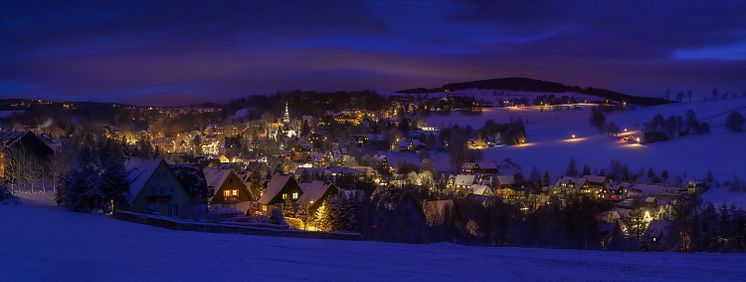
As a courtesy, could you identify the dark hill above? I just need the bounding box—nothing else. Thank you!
[398,77,671,106]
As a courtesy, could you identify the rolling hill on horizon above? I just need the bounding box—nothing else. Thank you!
[398,77,673,106]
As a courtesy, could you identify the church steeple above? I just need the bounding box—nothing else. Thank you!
[282,101,291,124]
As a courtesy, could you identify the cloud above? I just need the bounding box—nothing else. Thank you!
[1,0,745,104]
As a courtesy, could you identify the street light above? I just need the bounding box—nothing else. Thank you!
[305,200,314,231]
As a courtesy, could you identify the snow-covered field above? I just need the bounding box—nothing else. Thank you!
[2,196,746,282]
[391,98,746,207]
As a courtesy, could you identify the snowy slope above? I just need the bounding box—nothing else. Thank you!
[387,98,746,207]
[2,196,746,282]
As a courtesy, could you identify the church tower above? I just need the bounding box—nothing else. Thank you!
[282,101,291,124]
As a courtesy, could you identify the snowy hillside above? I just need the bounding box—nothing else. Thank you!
[2,196,746,282]
[386,98,746,207]
[384,88,601,100]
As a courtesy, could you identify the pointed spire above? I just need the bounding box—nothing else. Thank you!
[282,101,291,123]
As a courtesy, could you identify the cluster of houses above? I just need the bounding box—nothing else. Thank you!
[442,159,700,245]
[122,157,341,229]
[0,129,699,244]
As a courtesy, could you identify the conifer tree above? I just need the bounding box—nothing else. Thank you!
[566,158,578,177]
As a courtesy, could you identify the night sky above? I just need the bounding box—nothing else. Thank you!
[2,0,746,105]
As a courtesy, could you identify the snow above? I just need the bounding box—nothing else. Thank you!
[0,110,25,118]
[400,98,746,207]
[382,88,601,102]
[125,158,164,197]
[2,196,746,281]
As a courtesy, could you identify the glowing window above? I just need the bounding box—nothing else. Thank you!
[231,189,238,196]
[282,193,288,200]
[292,192,299,199]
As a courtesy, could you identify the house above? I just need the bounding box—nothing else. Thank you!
[687,180,707,194]
[298,180,338,216]
[257,173,303,214]
[453,174,476,189]
[552,176,592,194]
[303,152,325,167]
[0,130,54,179]
[203,167,252,208]
[125,158,192,218]
[645,220,674,250]
[494,174,520,197]
[468,184,493,196]
[327,166,367,182]
[585,175,611,191]
[494,175,516,189]
[461,161,498,174]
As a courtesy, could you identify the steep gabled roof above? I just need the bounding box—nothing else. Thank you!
[454,174,476,186]
[496,175,515,185]
[203,167,234,201]
[554,176,589,188]
[298,181,336,205]
[584,175,609,184]
[258,173,293,205]
[203,167,231,189]
[125,158,164,198]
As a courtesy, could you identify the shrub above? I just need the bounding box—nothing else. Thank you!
[270,208,285,225]
[726,112,744,132]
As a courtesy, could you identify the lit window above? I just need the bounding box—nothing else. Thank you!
[282,193,288,200]
[292,192,298,199]
[224,190,231,197]
[232,189,238,196]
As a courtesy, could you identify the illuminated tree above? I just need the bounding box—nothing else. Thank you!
[314,202,331,232]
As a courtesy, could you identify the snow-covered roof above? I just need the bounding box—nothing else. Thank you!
[203,167,233,201]
[554,176,588,188]
[308,152,323,162]
[496,175,515,185]
[584,175,609,184]
[125,158,164,198]
[203,167,232,189]
[258,173,293,205]
[455,174,476,186]
[469,184,491,195]
[327,166,365,175]
[298,181,335,204]
[627,183,683,197]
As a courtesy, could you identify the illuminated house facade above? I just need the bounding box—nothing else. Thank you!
[203,167,251,207]
[257,173,303,214]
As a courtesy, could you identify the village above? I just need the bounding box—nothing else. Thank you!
[2,90,731,252]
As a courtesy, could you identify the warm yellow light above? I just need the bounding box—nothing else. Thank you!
[571,134,576,139]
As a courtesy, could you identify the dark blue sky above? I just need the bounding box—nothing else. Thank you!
[2,0,746,105]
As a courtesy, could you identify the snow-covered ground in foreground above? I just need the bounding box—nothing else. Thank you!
[2,196,746,282]
[392,98,746,207]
